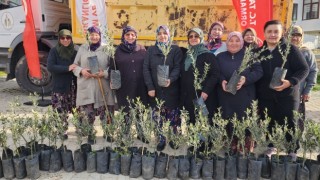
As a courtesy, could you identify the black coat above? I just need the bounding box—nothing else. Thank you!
[112,44,148,111]
[217,49,263,119]
[143,45,182,109]
[47,47,77,93]
[180,52,220,124]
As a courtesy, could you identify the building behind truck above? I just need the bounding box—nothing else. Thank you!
[0,0,293,94]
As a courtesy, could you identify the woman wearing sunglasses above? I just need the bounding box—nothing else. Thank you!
[47,29,78,140]
[180,27,220,125]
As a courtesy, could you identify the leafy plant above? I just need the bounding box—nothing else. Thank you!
[300,120,320,167]
[112,107,129,153]
[101,26,116,59]
[284,111,303,157]
[279,24,294,68]
[0,113,9,158]
[224,115,237,158]
[209,109,228,158]
[157,27,175,65]
[138,105,156,156]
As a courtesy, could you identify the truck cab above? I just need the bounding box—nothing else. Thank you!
[0,0,71,94]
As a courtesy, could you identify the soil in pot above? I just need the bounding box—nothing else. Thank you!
[226,70,241,95]
[237,154,248,179]
[86,151,96,173]
[109,150,121,175]
[305,159,320,180]
[296,164,309,180]
[202,157,214,180]
[129,151,142,178]
[178,155,190,180]
[247,157,262,180]
[2,156,15,179]
[167,156,179,180]
[190,155,203,179]
[96,149,109,174]
[271,161,285,180]
[157,65,169,87]
[120,153,132,176]
[154,152,168,178]
[13,155,26,179]
[142,153,156,180]
[225,155,237,180]
[259,155,271,179]
[61,149,74,172]
[74,149,86,173]
[25,154,40,179]
[214,156,225,180]
[269,67,287,89]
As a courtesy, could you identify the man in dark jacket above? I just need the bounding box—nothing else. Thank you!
[256,20,309,158]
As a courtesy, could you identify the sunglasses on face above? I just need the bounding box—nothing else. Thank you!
[60,36,71,40]
[189,35,200,39]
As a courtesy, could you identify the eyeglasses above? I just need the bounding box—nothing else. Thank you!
[189,35,200,39]
[60,36,71,40]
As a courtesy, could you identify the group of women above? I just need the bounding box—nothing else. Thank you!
[47,20,317,156]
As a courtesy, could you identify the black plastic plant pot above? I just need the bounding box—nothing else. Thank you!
[96,150,109,174]
[157,65,169,87]
[167,156,179,180]
[269,67,287,89]
[86,151,96,173]
[26,141,39,153]
[110,70,121,90]
[237,155,248,179]
[40,146,53,171]
[80,143,92,161]
[49,149,62,173]
[225,155,237,180]
[285,162,298,180]
[25,154,40,179]
[271,161,285,180]
[2,157,15,179]
[154,153,168,178]
[2,148,13,159]
[120,154,132,176]
[305,159,320,180]
[142,153,156,180]
[16,146,31,157]
[61,149,74,172]
[202,157,214,179]
[214,156,225,180]
[193,96,209,116]
[247,158,262,180]
[0,158,4,178]
[74,149,86,173]
[109,151,121,175]
[226,70,241,95]
[129,152,142,178]
[190,156,203,179]
[178,155,190,179]
[259,155,271,179]
[296,164,309,180]
[13,156,27,179]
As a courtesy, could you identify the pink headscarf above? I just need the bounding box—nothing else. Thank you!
[226,31,244,50]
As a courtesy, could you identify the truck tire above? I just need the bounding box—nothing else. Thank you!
[15,51,52,95]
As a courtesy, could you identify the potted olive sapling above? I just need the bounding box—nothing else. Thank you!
[157,28,174,87]
[210,110,229,180]
[71,109,92,173]
[245,101,271,179]
[269,24,294,89]
[0,113,14,179]
[224,115,237,180]
[189,50,210,116]
[299,120,320,180]
[269,119,290,180]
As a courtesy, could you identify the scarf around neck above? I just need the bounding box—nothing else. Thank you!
[185,43,210,71]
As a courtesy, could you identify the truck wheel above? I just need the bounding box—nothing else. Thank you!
[15,51,52,95]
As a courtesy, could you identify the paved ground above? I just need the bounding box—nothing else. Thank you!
[0,78,319,179]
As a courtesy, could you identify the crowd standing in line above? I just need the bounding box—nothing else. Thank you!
[49,20,315,159]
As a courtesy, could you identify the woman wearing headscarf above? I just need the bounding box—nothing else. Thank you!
[242,27,262,49]
[143,25,182,151]
[73,26,115,144]
[112,26,148,112]
[206,21,227,55]
[47,29,77,139]
[180,27,220,125]
[217,31,263,154]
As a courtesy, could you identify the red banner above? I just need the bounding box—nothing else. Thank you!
[232,0,273,41]
[22,0,41,79]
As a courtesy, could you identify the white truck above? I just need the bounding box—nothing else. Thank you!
[0,0,71,94]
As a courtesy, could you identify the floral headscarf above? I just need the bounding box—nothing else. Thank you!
[87,26,101,51]
[207,21,224,51]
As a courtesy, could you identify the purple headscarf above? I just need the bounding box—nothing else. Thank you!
[155,25,170,46]
[207,21,224,51]
[226,31,244,52]
[87,26,101,51]
[120,26,137,53]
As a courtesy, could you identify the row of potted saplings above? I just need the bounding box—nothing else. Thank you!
[0,98,319,180]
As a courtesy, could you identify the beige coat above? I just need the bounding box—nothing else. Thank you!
[73,44,115,108]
